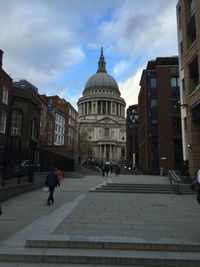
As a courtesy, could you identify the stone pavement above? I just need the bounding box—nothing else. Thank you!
[0,171,200,266]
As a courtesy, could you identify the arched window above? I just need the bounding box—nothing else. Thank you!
[11,109,23,135]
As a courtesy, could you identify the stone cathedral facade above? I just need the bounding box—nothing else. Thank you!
[77,48,126,163]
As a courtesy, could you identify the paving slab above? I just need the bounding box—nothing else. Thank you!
[0,172,199,266]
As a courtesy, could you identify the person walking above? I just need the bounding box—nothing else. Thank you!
[114,165,120,177]
[55,168,63,180]
[0,204,2,216]
[45,167,60,205]
[110,164,113,174]
[196,169,200,204]
[105,165,109,177]
[101,164,105,177]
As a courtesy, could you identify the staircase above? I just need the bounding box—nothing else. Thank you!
[90,183,194,194]
[1,236,200,266]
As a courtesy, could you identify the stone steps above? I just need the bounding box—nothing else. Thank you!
[26,236,200,252]
[90,183,194,194]
[1,237,200,266]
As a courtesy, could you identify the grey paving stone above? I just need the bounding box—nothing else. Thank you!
[1,173,200,265]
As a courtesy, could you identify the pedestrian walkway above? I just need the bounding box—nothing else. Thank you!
[0,172,200,266]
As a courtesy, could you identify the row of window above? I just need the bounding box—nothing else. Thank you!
[85,89,119,96]
[150,77,180,88]
[69,109,76,120]
[55,114,65,125]
[0,109,38,139]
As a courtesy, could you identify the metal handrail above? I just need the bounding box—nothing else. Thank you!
[168,170,182,194]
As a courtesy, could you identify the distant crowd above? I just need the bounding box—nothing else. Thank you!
[96,163,120,177]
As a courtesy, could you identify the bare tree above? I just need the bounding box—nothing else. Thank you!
[78,128,93,164]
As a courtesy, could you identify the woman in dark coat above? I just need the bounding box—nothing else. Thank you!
[45,167,60,205]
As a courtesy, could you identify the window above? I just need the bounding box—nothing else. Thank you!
[190,0,194,17]
[0,113,6,133]
[178,6,182,30]
[180,42,183,67]
[171,77,180,87]
[150,78,156,88]
[55,134,58,143]
[11,109,22,135]
[182,79,186,104]
[49,121,52,129]
[187,4,196,48]
[104,128,109,137]
[2,87,8,105]
[151,99,157,108]
[172,118,181,135]
[48,132,52,140]
[189,55,199,93]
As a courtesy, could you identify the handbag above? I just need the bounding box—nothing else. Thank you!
[43,186,49,193]
[191,180,200,192]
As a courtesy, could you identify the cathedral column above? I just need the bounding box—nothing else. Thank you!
[110,145,112,161]
[106,101,108,114]
[101,101,103,114]
[99,145,102,160]
[104,145,106,160]
[87,102,89,114]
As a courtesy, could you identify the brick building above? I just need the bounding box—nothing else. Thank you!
[138,57,182,175]
[176,0,200,178]
[126,104,139,169]
[41,95,78,158]
[8,80,42,164]
[0,50,12,179]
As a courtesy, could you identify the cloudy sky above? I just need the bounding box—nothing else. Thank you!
[0,0,178,110]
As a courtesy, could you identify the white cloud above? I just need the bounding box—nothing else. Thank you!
[118,67,144,109]
[98,0,178,58]
[113,60,131,76]
[0,0,178,107]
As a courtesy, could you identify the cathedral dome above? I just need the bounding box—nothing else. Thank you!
[84,72,119,91]
[83,47,119,93]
